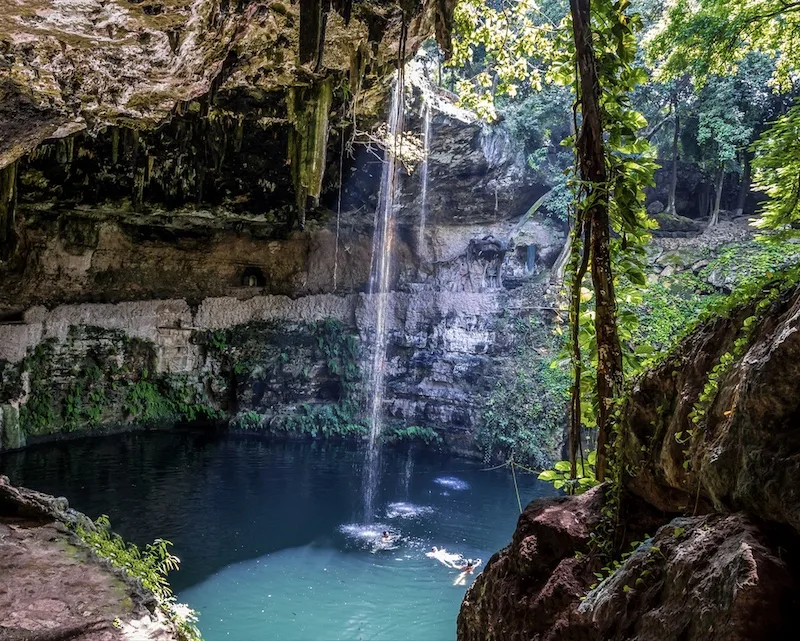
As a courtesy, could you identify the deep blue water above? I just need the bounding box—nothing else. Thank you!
[0,432,554,640]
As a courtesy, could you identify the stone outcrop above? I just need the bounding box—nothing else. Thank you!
[623,281,800,530]
[0,0,455,167]
[0,476,182,640]
[458,488,605,641]
[460,493,800,641]
[0,0,458,261]
[458,273,800,641]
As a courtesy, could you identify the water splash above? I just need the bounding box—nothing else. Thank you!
[418,101,432,258]
[363,72,405,521]
[385,502,433,520]
[433,476,470,491]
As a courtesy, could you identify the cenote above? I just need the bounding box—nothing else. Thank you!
[0,431,553,641]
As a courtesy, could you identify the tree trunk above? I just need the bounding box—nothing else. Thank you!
[709,166,724,227]
[734,151,751,217]
[569,0,624,483]
[666,103,679,216]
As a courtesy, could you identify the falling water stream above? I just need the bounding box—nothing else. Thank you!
[418,101,432,257]
[364,73,405,520]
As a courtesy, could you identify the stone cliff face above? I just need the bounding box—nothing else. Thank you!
[0,0,457,251]
[457,278,800,640]
[0,54,566,458]
[0,0,570,458]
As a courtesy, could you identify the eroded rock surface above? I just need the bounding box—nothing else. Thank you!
[0,476,179,640]
[459,490,799,641]
[624,282,800,530]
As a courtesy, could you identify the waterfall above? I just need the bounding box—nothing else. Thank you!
[418,101,432,258]
[363,73,405,521]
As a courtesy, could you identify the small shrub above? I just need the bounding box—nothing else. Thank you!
[75,515,202,641]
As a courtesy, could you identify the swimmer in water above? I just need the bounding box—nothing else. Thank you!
[453,558,482,586]
[426,546,464,568]
[372,530,397,553]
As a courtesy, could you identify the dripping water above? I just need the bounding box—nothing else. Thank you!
[363,72,405,521]
[418,101,432,258]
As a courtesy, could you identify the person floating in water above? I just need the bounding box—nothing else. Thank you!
[426,546,465,569]
[453,558,482,586]
[372,530,397,553]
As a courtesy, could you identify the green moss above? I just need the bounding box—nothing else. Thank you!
[209,318,366,439]
[287,78,334,219]
[383,425,442,445]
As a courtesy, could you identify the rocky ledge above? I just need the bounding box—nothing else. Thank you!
[0,475,182,641]
[458,278,800,640]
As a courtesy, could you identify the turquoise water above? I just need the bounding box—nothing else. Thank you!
[0,432,554,640]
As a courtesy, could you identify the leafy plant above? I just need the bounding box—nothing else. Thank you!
[384,425,442,445]
[478,315,569,468]
[74,515,202,641]
[538,451,599,495]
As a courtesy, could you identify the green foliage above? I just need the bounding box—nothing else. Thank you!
[752,104,800,233]
[279,402,367,439]
[632,240,800,371]
[75,515,201,641]
[586,537,662,595]
[63,361,107,432]
[384,425,442,445]
[648,0,800,229]
[123,375,220,425]
[232,410,263,430]
[538,451,599,494]
[479,315,569,468]
[17,340,58,436]
[449,0,554,120]
[209,318,365,440]
[648,0,800,92]
[627,271,719,354]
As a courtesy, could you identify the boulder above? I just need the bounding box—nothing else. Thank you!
[457,487,604,641]
[0,476,181,640]
[623,282,800,532]
[578,514,798,641]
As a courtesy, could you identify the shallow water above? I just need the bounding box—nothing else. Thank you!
[0,432,555,641]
